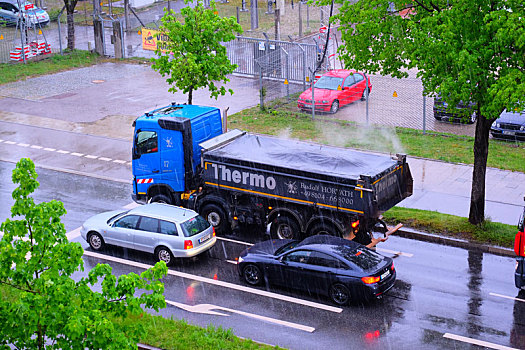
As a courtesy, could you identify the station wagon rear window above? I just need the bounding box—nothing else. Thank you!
[180,215,210,237]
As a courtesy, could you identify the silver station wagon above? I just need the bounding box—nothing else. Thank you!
[80,203,216,265]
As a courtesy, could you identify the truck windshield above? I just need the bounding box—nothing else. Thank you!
[135,130,158,156]
[180,215,211,237]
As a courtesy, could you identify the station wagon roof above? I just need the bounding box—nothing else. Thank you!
[129,203,198,223]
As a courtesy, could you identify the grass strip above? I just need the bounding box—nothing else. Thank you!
[228,107,525,173]
[382,207,517,248]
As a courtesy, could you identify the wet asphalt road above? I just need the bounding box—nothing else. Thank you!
[1,160,524,350]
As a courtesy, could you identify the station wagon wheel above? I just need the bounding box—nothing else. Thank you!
[270,216,300,240]
[88,232,105,251]
[330,100,340,114]
[329,283,351,306]
[243,264,263,286]
[155,246,174,266]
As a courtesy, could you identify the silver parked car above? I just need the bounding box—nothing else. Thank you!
[80,203,216,265]
[0,0,49,27]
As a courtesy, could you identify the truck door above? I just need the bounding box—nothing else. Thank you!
[159,130,185,192]
[133,129,161,195]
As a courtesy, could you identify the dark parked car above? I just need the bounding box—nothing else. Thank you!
[0,0,49,27]
[433,96,477,124]
[237,235,396,305]
[491,110,525,142]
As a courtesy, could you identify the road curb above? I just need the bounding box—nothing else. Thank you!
[395,226,515,257]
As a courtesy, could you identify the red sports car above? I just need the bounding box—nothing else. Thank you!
[297,69,372,113]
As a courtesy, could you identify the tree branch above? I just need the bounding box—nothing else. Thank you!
[412,0,432,13]
[1,280,39,294]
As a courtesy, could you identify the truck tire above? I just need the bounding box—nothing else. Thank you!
[150,194,172,204]
[270,216,300,240]
[308,222,341,237]
[201,204,229,234]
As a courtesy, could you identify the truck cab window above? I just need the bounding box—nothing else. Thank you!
[136,130,158,155]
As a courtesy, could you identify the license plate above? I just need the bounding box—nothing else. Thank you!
[503,130,515,135]
[380,270,390,280]
[198,234,211,244]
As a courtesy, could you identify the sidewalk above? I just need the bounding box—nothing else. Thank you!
[0,63,524,227]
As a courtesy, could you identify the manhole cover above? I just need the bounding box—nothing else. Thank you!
[92,80,105,84]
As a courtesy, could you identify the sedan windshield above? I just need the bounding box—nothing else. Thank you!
[314,76,344,90]
[180,215,210,237]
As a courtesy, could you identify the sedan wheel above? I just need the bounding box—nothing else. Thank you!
[156,247,174,266]
[88,232,104,251]
[243,264,263,286]
[330,100,340,114]
[329,283,351,305]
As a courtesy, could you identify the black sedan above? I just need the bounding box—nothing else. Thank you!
[237,235,396,305]
[433,96,476,124]
[491,110,525,142]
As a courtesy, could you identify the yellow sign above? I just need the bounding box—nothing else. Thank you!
[284,79,288,85]
[393,91,398,97]
[337,85,342,91]
[306,76,309,82]
[141,28,170,52]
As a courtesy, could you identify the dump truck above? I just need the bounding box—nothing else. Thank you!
[132,103,413,244]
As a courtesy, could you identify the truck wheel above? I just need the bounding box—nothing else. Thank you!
[270,216,300,240]
[201,204,229,234]
[308,222,341,237]
[150,194,172,204]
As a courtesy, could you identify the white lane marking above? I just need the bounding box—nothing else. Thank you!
[99,157,112,162]
[57,150,70,154]
[113,159,127,164]
[226,260,237,265]
[18,143,29,147]
[489,292,525,303]
[30,145,43,149]
[443,333,518,350]
[0,139,3,142]
[376,247,413,258]
[43,147,56,151]
[123,202,141,210]
[217,236,253,246]
[81,250,342,313]
[67,227,82,240]
[85,155,98,159]
[166,300,315,333]
[5,141,16,144]
[71,152,84,157]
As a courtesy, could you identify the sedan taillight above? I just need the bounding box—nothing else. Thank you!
[184,240,193,250]
[361,276,380,284]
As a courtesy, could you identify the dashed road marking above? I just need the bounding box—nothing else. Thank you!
[376,247,414,258]
[489,292,525,303]
[443,333,517,350]
[226,260,237,264]
[217,236,254,246]
[2,139,129,167]
[81,249,342,313]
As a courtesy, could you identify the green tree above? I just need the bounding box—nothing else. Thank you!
[63,0,80,50]
[151,0,243,105]
[0,158,167,349]
[329,0,524,224]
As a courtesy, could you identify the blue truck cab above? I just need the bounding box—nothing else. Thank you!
[132,103,223,204]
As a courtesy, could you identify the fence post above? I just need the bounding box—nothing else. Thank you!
[240,0,248,11]
[112,20,123,58]
[282,48,289,101]
[274,9,280,40]
[124,0,130,32]
[298,44,306,91]
[423,94,427,134]
[57,5,65,54]
[236,7,240,23]
[250,0,259,30]
[365,74,369,125]
[93,19,104,56]
[259,63,264,110]
[298,1,302,38]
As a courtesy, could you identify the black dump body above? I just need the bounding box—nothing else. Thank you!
[200,132,413,219]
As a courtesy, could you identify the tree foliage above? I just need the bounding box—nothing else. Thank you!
[151,0,243,104]
[0,158,167,349]
[328,0,524,224]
